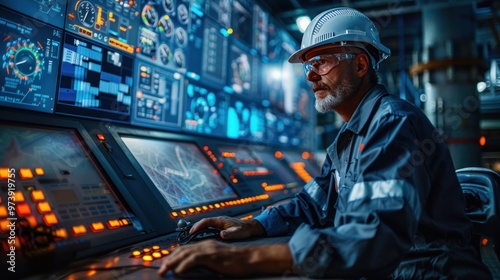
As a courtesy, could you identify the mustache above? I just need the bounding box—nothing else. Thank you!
[312,83,329,92]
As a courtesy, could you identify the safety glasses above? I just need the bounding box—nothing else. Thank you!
[303,53,357,76]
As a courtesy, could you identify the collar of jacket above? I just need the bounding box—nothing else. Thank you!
[344,84,390,135]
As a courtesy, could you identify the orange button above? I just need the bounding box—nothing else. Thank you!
[16,203,31,216]
[0,168,9,180]
[131,250,141,258]
[43,213,58,226]
[107,219,120,229]
[31,190,45,201]
[26,216,37,227]
[152,252,162,259]
[14,191,25,202]
[19,168,34,180]
[142,255,153,262]
[0,220,10,232]
[0,206,7,218]
[34,168,44,176]
[171,212,178,218]
[90,222,104,232]
[37,202,51,213]
[53,228,68,240]
[71,225,87,236]
[120,218,130,226]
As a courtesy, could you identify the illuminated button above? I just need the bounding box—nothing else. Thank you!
[188,208,195,214]
[202,206,208,211]
[161,249,170,255]
[152,245,160,251]
[0,206,7,218]
[26,216,37,227]
[0,168,9,179]
[132,251,141,258]
[107,219,120,229]
[214,204,220,209]
[37,202,52,213]
[71,225,87,236]
[31,190,45,201]
[120,218,130,226]
[0,220,10,232]
[90,222,105,232]
[143,248,151,254]
[53,228,68,240]
[142,255,153,262]
[43,213,58,226]
[195,207,201,212]
[16,203,31,216]
[96,134,106,141]
[171,212,178,218]
[180,210,187,215]
[152,252,162,259]
[34,168,44,176]
[14,191,25,202]
[19,168,34,180]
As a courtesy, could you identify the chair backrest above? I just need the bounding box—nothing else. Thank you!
[456,167,500,260]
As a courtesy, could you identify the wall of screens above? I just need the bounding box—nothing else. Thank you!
[0,0,316,149]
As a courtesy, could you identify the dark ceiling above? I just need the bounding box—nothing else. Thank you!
[253,0,498,72]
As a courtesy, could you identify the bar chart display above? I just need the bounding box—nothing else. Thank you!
[0,8,63,113]
[57,33,134,122]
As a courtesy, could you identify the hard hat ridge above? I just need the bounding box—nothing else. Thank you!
[288,7,391,69]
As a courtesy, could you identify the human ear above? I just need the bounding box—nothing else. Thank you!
[355,53,370,77]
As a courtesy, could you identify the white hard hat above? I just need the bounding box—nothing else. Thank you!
[288,7,391,68]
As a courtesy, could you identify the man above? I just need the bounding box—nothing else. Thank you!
[159,7,492,279]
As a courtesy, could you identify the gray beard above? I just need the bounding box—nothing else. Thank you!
[314,79,356,113]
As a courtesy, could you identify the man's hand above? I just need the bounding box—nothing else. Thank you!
[157,240,293,277]
[190,216,266,240]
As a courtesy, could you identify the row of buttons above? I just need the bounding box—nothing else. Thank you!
[170,194,269,219]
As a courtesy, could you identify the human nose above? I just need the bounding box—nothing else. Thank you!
[306,68,321,82]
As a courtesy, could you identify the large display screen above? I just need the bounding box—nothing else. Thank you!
[57,32,134,122]
[0,8,63,113]
[132,59,184,130]
[0,0,68,28]
[65,0,140,54]
[120,136,238,209]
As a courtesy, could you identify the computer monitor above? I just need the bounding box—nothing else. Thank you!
[65,0,140,54]
[0,0,67,29]
[132,59,184,130]
[0,8,63,113]
[57,32,134,122]
[119,135,238,209]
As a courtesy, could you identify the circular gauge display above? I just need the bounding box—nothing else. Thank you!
[192,97,208,123]
[158,15,175,37]
[3,38,44,81]
[173,49,185,68]
[158,43,172,65]
[163,0,175,13]
[175,27,187,47]
[77,0,96,28]
[14,49,37,76]
[141,4,158,27]
[177,4,189,24]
